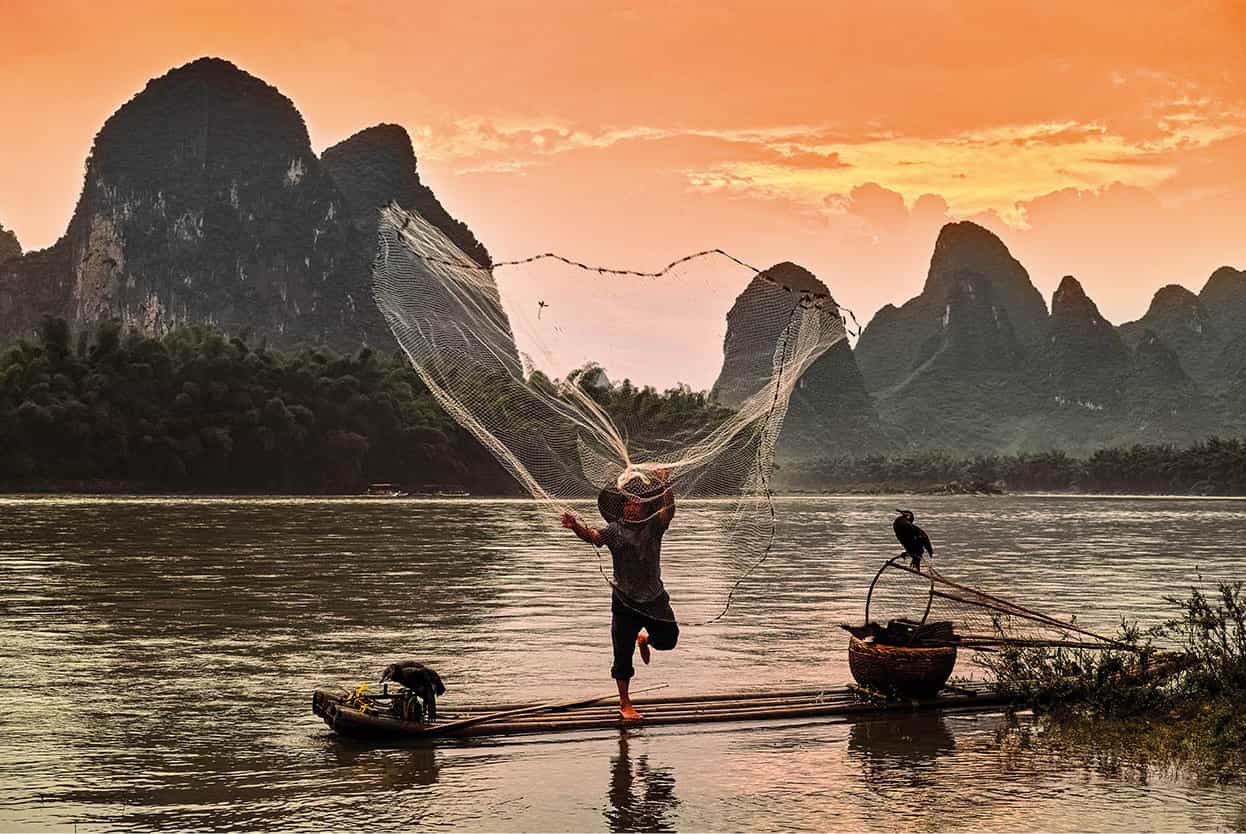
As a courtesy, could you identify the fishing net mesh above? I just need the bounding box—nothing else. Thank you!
[372,205,848,624]
[864,557,1124,648]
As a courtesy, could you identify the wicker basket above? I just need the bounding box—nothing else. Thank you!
[848,635,957,698]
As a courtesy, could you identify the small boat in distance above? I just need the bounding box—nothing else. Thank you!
[410,485,471,497]
[365,483,409,497]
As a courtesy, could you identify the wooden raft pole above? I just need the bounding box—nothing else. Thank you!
[441,685,840,714]
[422,683,670,736]
[314,680,1015,740]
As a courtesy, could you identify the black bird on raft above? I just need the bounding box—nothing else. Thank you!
[380,661,446,722]
[893,510,933,570]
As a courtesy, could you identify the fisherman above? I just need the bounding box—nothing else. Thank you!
[893,509,933,570]
[561,470,678,721]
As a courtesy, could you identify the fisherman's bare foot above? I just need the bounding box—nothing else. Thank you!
[637,631,651,665]
[619,704,644,721]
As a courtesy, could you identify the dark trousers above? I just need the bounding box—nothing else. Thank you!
[611,591,679,680]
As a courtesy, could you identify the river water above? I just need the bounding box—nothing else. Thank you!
[1,494,1244,831]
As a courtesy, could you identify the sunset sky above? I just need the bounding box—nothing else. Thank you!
[2,0,1244,354]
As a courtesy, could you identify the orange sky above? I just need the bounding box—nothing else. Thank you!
[2,0,1244,337]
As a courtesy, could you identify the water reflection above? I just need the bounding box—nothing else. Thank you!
[330,741,442,788]
[847,713,956,788]
[604,731,680,833]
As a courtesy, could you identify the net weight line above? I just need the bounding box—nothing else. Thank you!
[393,233,861,336]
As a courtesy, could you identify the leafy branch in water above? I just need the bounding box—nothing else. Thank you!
[1160,579,1246,695]
[982,580,1246,771]
[978,619,1158,715]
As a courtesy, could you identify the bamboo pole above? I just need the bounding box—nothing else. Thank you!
[423,683,669,736]
[954,636,1124,650]
[319,682,1011,740]
[440,690,1018,738]
[451,685,847,714]
[444,684,995,726]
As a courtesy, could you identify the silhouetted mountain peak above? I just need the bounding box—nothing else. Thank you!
[925,222,1046,324]
[713,261,879,454]
[0,222,19,264]
[322,123,491,266]
[0,56,495,351]
[171,56,259,80]
[1118,283,1218,388]
[1199,266,1246,335]
[1053,274,1089,307]
[87,57,312,192]
[1052,275,1112,326]
[930,221,1014,265]
[1201,265,1246,299]
[1048,275,1129,409]
[1147,284,1202,316]
[856,220,1047,395]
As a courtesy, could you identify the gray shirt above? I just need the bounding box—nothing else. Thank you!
[598,517,668,604]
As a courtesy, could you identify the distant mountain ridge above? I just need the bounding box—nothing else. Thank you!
[1,58,1243,457]
[850,222,1242,453]
[0,58,489,351]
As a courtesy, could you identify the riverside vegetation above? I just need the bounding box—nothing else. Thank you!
[982,581,1246,775]
[4,318,1246,495]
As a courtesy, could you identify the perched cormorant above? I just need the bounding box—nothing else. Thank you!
[380,661,446,722]
[893,509,933,570]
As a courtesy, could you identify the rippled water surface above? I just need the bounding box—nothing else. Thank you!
[2,494,1245,831]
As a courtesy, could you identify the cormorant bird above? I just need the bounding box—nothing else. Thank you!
[893,509,933,570]
[380,661,446,722]
[537,300,548,319]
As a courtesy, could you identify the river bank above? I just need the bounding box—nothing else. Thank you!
[982,581,1246,778]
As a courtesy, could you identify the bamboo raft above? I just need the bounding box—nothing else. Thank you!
[312,680,1015,740]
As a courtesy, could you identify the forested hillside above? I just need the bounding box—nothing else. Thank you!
[0,318,510,492]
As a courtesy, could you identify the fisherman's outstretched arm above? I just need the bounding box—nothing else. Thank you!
[561,512,603,546]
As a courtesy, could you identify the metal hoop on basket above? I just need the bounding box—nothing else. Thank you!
[863,556,935,627]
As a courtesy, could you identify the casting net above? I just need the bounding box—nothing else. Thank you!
[372,204,849,623]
